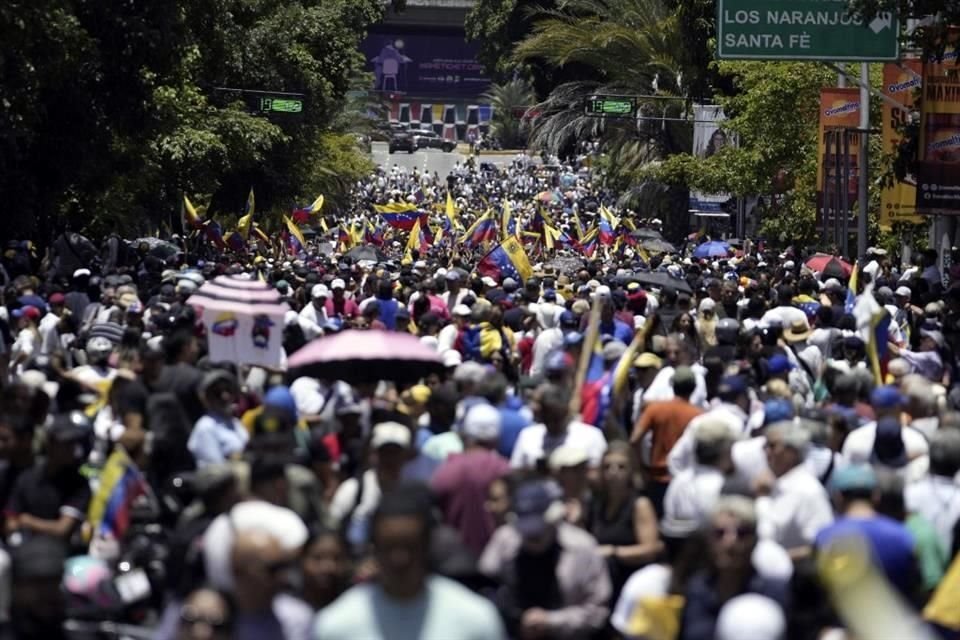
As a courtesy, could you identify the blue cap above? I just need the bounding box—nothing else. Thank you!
[512,481,559,538]
[871,385,903,410]
[264,386,298,421]
[767,354,795,376]
[546,350,574,373]
[543,288,557,301]
[873,416,908,467]
[829,464,877,492]
[718,375,748,396]
[563,331,585,347]
[763,398,794,426]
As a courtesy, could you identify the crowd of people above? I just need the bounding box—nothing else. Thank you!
[0,155,959,640]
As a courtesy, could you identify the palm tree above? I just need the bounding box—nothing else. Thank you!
[483,78,536,149]
[512,0,688,164]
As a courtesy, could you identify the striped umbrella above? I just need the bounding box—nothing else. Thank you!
[186,275,289,368]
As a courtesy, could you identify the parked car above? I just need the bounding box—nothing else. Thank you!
[388,133,416,154]
[412,130,456,152]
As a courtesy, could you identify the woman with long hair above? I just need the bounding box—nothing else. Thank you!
[587,441,664,599]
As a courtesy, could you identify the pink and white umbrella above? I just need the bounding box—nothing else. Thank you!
[186,275,288,368]
[288,329,445,384]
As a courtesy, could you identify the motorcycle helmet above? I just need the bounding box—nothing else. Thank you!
[715,318,740,346]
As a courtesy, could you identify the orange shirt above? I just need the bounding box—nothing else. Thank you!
[631,398,704,482]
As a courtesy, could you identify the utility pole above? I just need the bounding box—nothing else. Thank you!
[857,63,869,260]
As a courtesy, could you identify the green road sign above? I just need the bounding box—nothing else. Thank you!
[717,0,899,61]
[585,96,636,117]
[260,97,303,114]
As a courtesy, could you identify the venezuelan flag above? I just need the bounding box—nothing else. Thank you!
[477,236,533,283]
[202,219,227,249]
[461,211,498,248]
[445,191,461,230]
[292,194,324,225]
[581,228,599,258]
[867,308,891,385]
[378,210,422,231]
[251,223,270,244]
[87,449,148,540]
[182,195,204,231]
[374,202,418,214]
[284,215,306,254]
[237,188,255,239]
[845,260,859,314]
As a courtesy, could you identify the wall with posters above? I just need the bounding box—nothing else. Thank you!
[880,61,924,228]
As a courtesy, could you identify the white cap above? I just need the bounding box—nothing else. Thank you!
[867,246,888,256]
[453,361,486,383]
[481,276,497,288]
[699,297,716,311]
[330,278,345,290]
[783,260,795,270]
[73,268,91,278]
[453,304,472,317]
[442,349,463,367]
[371,422,412,449]
[462,403,502,442]
[420,335,439,351]
[593,285,612,299]
[311,284,329,299]
[715,594,786,640]
[548,446,589,470]
[176,280,198,294]
[895,286,912,298]
[435,268,448,279]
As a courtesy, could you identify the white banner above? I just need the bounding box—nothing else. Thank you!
[202,307,286,368]
[690,105,733,213]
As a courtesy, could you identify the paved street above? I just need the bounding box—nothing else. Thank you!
[371,142,529,178]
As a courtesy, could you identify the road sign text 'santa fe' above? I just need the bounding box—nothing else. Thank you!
[717,0,899,61]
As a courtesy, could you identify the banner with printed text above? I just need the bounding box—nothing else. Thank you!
[689,105,734,214]
[817,87,861,223]
[880,61,923,228]
[917,46,960,214]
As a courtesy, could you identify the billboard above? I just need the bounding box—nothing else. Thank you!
[689,105,733,213]
[361,31,491,98]
[917,47,960,215]
[880,61,923,228]
[817,87,862,225]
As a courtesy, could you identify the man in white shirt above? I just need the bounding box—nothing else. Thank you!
[511,383,607,472]
[755,422,833,559]
[299,284,329,340]
[841,386,929,464]
[438,305,472,353]
[529,309,575,378]
[760,284,809,330]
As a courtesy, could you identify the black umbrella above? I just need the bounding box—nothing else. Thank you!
[345,245,388,262]
[639,238,676,254]
[631,270,693,294]
[630,228,663,240]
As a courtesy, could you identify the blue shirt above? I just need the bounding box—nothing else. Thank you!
[600,319,634,345]
[816,515,916,595]
[376,297,399,330]
[187,413,249,467]
[498,399,531,458]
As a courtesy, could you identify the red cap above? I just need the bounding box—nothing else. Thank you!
[13,306,41,321]
[49,293,66,305]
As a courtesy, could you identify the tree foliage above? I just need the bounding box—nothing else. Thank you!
[483,78,537,148]
[0,0,382,241]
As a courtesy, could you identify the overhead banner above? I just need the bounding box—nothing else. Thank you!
[817,87,862,222]
[689,105,733,214]
[917,48,960,215]
[880,62,924,228]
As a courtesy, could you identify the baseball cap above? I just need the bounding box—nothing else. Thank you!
[542,288,557,301]
[442,350,463,368]
[445,270,461,282]
[49,292,66,305]
[767,354,795,376]
[330,278,345,290]
[311,284,329,299]
[635,352,663,369]
[12,305,41,321]
[461,403,501,442]
[545,349,574,373]
[718,375,748,396]
[699,298,716,312]
[829,464,877,492]
[559,310,579,328]
[895,286,912,298]
[73,268,92,279]
[481,276,497,288]
[762,398,795,426]
[870,385,903,409]
[563,331,585,347]
[453,304,472,317]
[602,340,627,362]
[512,481,563,538]
[548,446,589,470]
[370,422,412,449]
[503,277,518,292]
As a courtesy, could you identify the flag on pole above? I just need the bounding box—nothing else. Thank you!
[237,188,255,239]
[283,215,306,254]
[845,260,859,314]
[378,210,422,231]
[374,202,418,214]
[292,194,324,224]
[461,211,498,247]
[572,210,585,239]
[182,195,203,231]
[477,236,533,283]
[445,191,461,230]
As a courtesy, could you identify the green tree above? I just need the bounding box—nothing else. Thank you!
[0,0,384,241]
[483,78,537,148]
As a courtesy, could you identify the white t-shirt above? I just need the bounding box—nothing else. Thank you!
[841,421,929,464]
[760,306,809,330]
[756,465,833,549]
[510,420,608,469]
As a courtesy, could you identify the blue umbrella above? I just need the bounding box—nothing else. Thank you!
[692,240,732,259]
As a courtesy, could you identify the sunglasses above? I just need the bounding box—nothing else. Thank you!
[712,525,754,541]
[180,606,229,631]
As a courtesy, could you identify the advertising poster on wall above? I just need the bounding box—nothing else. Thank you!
[689,105,734,214]
[880,61,923,228]
[917,47,960,215]
[817,87,861,223]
